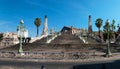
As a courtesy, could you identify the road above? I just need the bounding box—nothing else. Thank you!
[0,59,120,69]
[0,59,76,69]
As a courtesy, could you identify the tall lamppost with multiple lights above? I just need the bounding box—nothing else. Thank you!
[106,19,112,57]
[17,19,25,56]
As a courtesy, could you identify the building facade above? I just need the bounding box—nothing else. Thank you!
[61,26,87,35]
[0,32,19,47]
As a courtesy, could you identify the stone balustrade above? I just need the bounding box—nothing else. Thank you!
[30,35,47,43]
[79,36,88,44]
[46,33,61,44]
[46,34,58,43]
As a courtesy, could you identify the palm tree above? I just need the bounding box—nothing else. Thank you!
[95,18,103,38]
[34,18,41,37]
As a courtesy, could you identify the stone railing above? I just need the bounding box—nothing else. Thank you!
[46,35,58,43]
[76,34,88,44]
[78,36,88,44]
[0,51,96,60]
[30,35,47,43]
[46,33,61,43]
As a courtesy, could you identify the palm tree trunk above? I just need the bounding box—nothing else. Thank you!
[36,27,39,37]
[99,28,101,38]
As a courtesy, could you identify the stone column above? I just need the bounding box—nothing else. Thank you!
[42,15,48,36]
[88,15,92,35]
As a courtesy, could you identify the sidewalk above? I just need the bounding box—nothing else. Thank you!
[0,54,120,64]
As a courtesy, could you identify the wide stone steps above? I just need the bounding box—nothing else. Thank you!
[50,33,84,44]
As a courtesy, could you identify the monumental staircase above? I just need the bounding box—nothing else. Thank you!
[50,32,84,44]
[1,32,115,53]
[0,32,85,51]
[1,32,120,59]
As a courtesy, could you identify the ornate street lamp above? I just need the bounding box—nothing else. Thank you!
[106,20,112,57]
[17,19,25,56]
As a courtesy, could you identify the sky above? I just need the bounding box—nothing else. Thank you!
[0,0,120,37]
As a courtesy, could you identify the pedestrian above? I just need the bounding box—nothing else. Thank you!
[73,66,76,69]
[101,64,106,69]
[41,65,45,69]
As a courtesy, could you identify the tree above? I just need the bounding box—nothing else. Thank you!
[103,20,112,41]
[103,20,109,33]
[118,27,120,34]
[0,33,3,41]
[117,24,120,28]
[111,20,116,32]
[34,18,41,37]
[110,20,116,41]
[95,18,103,38]
[117,24,120,34]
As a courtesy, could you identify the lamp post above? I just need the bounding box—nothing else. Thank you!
[106,20,112,57]
[17,19,25,56]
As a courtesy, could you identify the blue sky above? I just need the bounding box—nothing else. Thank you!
[0,0,120,37]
